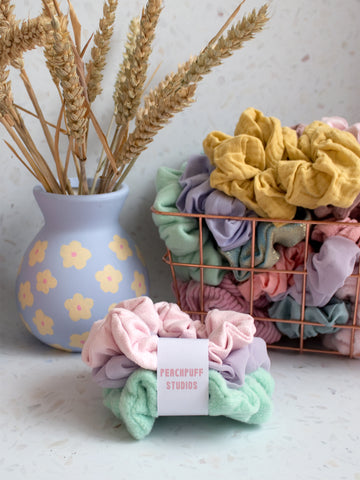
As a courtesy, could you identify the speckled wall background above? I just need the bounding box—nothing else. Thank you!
[1,0,360,344]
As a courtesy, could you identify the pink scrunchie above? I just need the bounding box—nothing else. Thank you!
[294,116,360,143]
[322,116,360,143]
[155,301,200,338]
[82,296,161,370]
[311,217,360,245]
[237,242,308,301]
[197,309,255,363]
[81,296,256,369]
[175,275,282,344]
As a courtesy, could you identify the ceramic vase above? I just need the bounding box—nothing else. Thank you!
[15,182,149,352]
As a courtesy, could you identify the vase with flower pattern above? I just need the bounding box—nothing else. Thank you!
[15,182,149,352]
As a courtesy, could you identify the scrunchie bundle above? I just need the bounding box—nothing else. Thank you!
[82,296,275,439]
[103,367,274,440]
[152,109,360,355]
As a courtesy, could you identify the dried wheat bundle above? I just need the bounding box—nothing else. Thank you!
[0,0,269,194]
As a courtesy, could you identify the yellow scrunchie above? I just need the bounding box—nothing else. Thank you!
[203,108,360,220]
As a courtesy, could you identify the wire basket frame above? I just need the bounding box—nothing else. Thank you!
[152,206,360,358]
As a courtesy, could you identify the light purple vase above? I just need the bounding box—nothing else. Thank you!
[15,182,149,352]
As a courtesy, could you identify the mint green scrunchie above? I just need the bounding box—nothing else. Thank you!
[152,166,227,285]
[103,367,275,440]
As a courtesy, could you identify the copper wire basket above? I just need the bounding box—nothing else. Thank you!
[152,206,360,358]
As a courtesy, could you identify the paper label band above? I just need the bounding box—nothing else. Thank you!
[157,337,209,416]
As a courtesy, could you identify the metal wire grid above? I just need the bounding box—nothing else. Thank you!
[152,207,360,358]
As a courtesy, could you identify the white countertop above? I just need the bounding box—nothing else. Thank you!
[1,319,360,480]
[1,2,360,478]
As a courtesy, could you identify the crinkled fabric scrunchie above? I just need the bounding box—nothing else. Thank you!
[204,107,360,219]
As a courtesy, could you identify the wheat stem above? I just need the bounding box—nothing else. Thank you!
[1,116,54,191]
[12,104,67,133]
[90,113,115,194]
[19,68,67,193]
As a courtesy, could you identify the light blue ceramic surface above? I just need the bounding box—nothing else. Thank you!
[15,183,149,352]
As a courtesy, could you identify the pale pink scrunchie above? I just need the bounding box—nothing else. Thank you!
[322,116,360,143]
[294,116,360,143]
[155,301,201,338]
[82,296,256,369]
[82,296,161,370]
[200,309,255,363]
[81,297,160,368]
[311,217,360,245]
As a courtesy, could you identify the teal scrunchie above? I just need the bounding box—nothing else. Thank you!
[103,367,275,440]
[221,219,307,282]
[152,166,227,285]
[269,295,349,339]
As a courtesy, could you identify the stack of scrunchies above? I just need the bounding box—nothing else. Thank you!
[81,296,275,439]
[152,108,360,356]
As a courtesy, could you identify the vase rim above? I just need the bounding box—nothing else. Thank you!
[33,179,129,202]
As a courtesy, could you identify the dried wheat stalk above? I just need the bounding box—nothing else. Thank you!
[108,83,196,191]
[0,0,269,194]
[183,5,269,85]
[113,16,140,126]
[113,0,162,128]
[101,0,163,192]
[111,3,269,184]
[0,0,15,31]
[0,16,50,69]
[0,69,13,118]
[87,0,118,103]
[0,0,18,118]
[45,15,88,144]
[42,0,61,88]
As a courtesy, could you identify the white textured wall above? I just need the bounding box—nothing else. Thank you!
[1,0,360,342]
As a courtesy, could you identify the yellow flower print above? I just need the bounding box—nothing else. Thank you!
[109,235,133,261]
[32,309,54,336]
[64,293,94,322]
[135,245,146,266]
[36,269,57,294]
[60,241,91,269]
[131,271,147,297]
[18,281,34,309]
[95,265,123,293]
[69,332,89,349]
[29,240,48,266]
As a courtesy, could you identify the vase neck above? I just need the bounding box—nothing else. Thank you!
[33,184,129,230]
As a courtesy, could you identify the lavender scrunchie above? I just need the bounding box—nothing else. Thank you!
[176,154,254,251]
